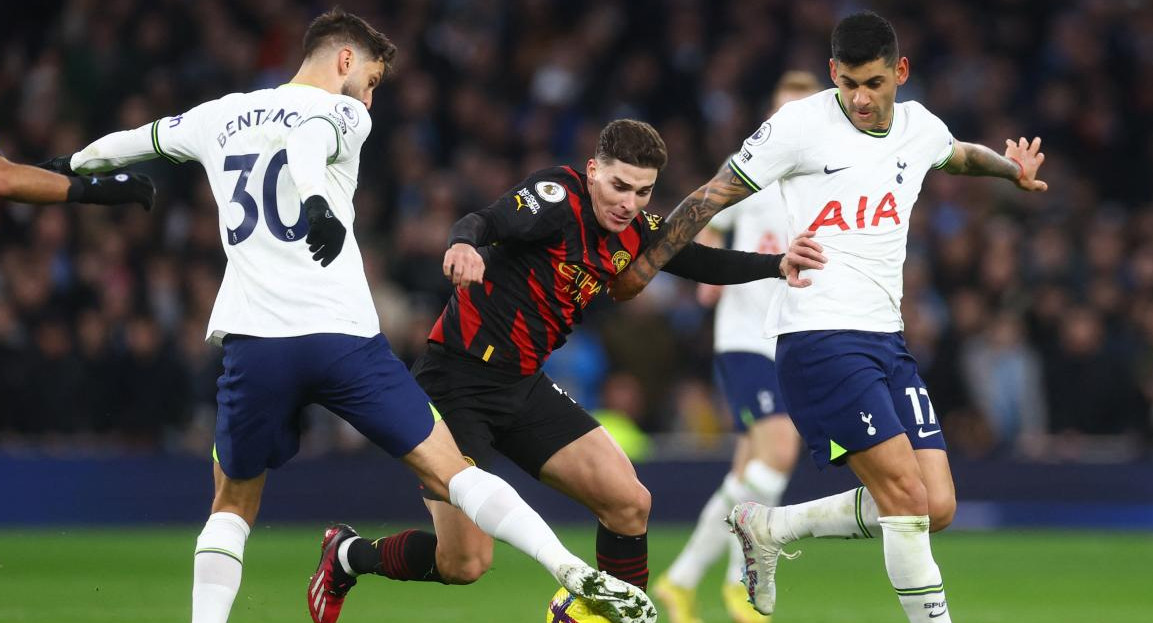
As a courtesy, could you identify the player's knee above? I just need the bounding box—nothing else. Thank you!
[438,550,492,585]
[878,473,928,517]
[928,492,956,532]
[598,483,651,534]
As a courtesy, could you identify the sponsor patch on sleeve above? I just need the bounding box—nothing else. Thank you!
[514,188,542,214]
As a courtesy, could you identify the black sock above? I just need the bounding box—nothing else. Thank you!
[370,530,445,583]
[596,523,649,590]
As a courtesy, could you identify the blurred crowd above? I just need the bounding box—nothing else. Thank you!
[0,0,1150,462]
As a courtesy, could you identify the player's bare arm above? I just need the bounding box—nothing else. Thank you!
[611,162,754,300]
[943,136,1048,192]
[0,154,155,208]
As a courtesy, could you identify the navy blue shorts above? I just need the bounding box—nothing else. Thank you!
[775,330,946,469]
[214,333,438,479]
[713,352,789,433]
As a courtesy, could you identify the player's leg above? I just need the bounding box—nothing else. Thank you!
[193,463,265,623]
[893,357,956,533]
[848,435,951,622]
[313,335,655,623]
[405,420,656,622]
[916,449,956,532]
[336,404,505,586]
[501,375,651,590]
[539,426,652,588]
[728,331,903,615]
[198,335,306,623]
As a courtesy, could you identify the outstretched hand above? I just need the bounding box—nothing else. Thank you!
[1004,136,1048,192]
[781,230,826,288]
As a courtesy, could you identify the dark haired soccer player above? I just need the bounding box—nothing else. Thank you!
[315,119,825,612]
[0,152,153,208]
[612,11,1047,623]
[47,9,657,623]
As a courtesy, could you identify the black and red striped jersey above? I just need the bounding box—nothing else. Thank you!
[429,166,666,376]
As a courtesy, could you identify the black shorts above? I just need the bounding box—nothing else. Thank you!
[412,344,600,480]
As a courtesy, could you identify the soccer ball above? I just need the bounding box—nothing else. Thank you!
[545,587,612,623]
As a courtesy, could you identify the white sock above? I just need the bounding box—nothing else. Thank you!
[741,460,789,504]
[879,516,950,623]
[192,512,250,623]
[665,475,741,588]
[771,487,879,542]
[448,466,582,581]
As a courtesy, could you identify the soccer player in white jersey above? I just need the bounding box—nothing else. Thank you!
[655,71,820,623]
[612,11,1047,623]
[48,9,655,623]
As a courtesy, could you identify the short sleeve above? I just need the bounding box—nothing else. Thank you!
[727,101,806,192]
[152,98,220,164]
[298,96,372,164]
[930,129,955,170]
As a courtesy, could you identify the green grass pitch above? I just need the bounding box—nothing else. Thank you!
[1,525,1150,621]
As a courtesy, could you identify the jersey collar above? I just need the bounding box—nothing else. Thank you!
[834,91,894,138]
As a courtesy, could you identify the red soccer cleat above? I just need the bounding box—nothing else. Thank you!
[307,524,360,623]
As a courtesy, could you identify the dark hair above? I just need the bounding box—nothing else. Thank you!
[595,119,668,170]
[831,11,898,67]
[303,7,397,72]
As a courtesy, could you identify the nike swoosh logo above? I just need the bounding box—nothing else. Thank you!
[918,428,942,438]
[929,609,948,618]
[824,165,851,174]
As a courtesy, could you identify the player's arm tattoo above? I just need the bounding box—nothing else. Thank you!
[628,163,754,283]
[942,141,1021,180]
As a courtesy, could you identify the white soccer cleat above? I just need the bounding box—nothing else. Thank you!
[557,563,657,623]
[726,502,799,616]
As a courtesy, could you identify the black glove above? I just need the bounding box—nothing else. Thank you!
[304,195,346,267]
[67,172,156,211]
[39,155,75,175]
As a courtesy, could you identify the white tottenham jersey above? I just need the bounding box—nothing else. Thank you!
[707,187,789,359]
[152,84,379,341]
[727,88,954,337]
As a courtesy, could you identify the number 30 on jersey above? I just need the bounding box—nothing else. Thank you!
[223,148,308,245]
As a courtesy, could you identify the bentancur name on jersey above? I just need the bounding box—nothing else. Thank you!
[213,107,306,149]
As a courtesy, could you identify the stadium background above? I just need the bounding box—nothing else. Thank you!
[0,1,1151,621]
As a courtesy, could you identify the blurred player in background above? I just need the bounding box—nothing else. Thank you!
[0,152,153,208]
[44,9,656,623]
[320,120,825,610]
[655,71,820,623]
[612,11,1047,623]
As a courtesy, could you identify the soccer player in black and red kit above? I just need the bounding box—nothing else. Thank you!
[308,120,825,616]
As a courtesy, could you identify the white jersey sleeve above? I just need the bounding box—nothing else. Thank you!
[917,102,956,169]
[295,97,372,166]
[727,100,808,192]
[152,98,224,164]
